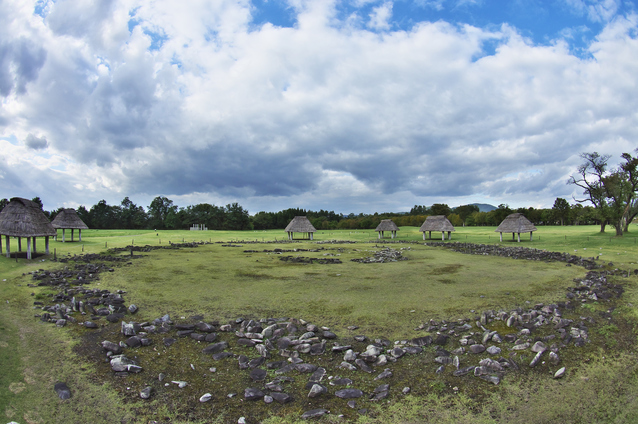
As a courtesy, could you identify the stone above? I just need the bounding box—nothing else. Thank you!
[309,367,326,383]
[340,361,357,371]
[213,352,233,360]
[202,341,228,355]
[531,341,547,353]
[486,346,501,355]
[355,359,373,373]
[128,304,138,314]
[529,351,544,367]
[402,387,411,394]
[453,366,475,376]
[163,338,176,347]
[270,392,293,404]
[54,382,71,400]
[308,383,327,398]
[195,322,216,333]
[391,347,405,358]
[344,349,357,362]
[204,333,218,342]
[250,368,267,381]
[199,393,212,402]
[125,336,142,348]
[101,340,122,354]
[244,388,265,401]
[83,321,98,329]
[374,368,392,380]
[140,386,153,399]
[296,363,318,373]
[554,367,566,379]
[469,344,486,354]
[301,409,329,419]
[335,388,364,399]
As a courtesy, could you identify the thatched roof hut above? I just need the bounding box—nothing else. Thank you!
[375,219,399,239]
[0,197,56,259]
[495,213,537,242]
[419,215,455,240]
[51,208,89,242]
[285,216,317,240]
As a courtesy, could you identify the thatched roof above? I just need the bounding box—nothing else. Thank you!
[419,215,455,232]
[375,219,399,232]
[51,208,89,230]
[285,216,316,233]
[0,197,56,237]
[495,213,537,233]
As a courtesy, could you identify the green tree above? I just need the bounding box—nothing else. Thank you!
[430,203,451,216]
[568,152,611,232]
[148,196,177,230]
[552,198,571,226]
[454,204,479,226]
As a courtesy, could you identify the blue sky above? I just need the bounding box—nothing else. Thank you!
[1,0,638,214]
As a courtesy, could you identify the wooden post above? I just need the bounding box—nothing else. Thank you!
[5,235,10,258]
[78,229,82,242]
[448,231,451,240]
[517,233,521,242]
[429,231,432,239]
[0,234,2,254]
[18,237,22,252]
[422,232,426,241]
[530,232,533,241]
[45,236,50,254]
[71,229,75,242]
[62,228,66,242]
[310,233,313,240]
[441,231,445,241]
[27,237,32,259]
[499,232,503,242]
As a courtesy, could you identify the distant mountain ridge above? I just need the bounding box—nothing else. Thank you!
[468,203,497,212]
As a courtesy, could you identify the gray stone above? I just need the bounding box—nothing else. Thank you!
[554,367,566,379]
[301,409,329,419]
[140,386,153,399]
[250,368,267,381]
[244,387,265,401]
[340,361,357,371]
[469,344,486,354]
[335,388,364,399]
[308,383,327,398]
[296,363,318,373]
[486,346,501,355]
[270,392,293,404]
[54,382,71,400]
[374,368,392,380]
[202,341,228,355]
[330,378,353,386]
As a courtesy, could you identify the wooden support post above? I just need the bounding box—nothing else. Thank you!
[448,231,451,240]
[45,236,50,254]
[0,234,2,254]
[71,229,75,242]
[79,229,82,242]
[310,233,313,240]
[530,232,533,241]
[517,233,521,242]
[62,228,66,242]
[499,232,503,242]
[27,237,32,260]
[18,237,22,252]
[441,231,445,241]
[429,231,432,239]
[5,235,10,258]
[422,232,426,241]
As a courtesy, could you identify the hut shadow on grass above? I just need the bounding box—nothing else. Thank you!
[6,251,48,259]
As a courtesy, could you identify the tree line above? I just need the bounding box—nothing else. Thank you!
[0,149,635,234]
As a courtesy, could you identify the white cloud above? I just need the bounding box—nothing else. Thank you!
[1,0,638,212]
[368,2,393,30]
[563,0,621,23]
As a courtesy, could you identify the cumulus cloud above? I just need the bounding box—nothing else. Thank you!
[563,0,621,23]
[1,0,638,212]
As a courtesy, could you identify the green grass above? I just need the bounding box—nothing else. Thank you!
[1,225,638,423]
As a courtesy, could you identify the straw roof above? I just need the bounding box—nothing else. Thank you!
[0,197,56,237]
[51,208,89,230]
[285,216,316,233]
[375,219,399,232]
[419,215,455,232]
[495,213,537,233]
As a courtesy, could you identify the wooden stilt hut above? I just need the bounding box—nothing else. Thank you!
[285,216,317,240]
[375,219,399,239]
[0,197,56,259]
[495,213,537,242]
[419,215,455,240]
[51,208,89,242]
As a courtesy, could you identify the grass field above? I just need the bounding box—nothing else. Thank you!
[1,225,638,423]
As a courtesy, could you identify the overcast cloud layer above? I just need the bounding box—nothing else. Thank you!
[1,0,638,214]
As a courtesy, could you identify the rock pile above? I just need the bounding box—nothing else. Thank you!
[351,247,409,263]
[426,242,601,269]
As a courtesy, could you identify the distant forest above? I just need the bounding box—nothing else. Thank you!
[0,196,600,231]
